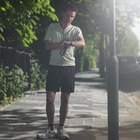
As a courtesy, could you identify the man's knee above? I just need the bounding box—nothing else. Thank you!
[46,91,55,104]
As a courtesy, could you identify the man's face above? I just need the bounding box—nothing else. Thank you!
[62,10,77,25]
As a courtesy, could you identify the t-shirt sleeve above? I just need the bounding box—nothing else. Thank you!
[44,24,54,41]
[75,27,84,40]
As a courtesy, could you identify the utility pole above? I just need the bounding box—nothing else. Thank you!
[107,0,119,140]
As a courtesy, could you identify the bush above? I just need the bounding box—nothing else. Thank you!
[29,59,47,90]
[82,55,96,71]
[0,66,28,104]
[0,66,7,103]
[76,35,98,72]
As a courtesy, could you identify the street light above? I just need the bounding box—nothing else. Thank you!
[107,0,119,140]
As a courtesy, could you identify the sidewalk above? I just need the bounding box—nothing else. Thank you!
[0,69,140,140]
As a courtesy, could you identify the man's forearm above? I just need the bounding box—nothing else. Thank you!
[45,41,60,50]
[71,39,85,48]
[44,38,85,50]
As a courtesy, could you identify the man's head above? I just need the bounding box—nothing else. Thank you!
[61,4,78,26]
[61,4,78,14]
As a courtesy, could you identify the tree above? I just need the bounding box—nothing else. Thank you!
[116,0,140,55]
[117,28,139,55]
[1,0,139,72]
[0,0,58,47]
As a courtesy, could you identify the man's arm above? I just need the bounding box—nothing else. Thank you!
[60,36,85,48]
[44,40,66,50]
[70,36,85,48]
[44,36,85,50]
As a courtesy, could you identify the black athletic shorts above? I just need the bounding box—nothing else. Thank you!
[46,65,75,93]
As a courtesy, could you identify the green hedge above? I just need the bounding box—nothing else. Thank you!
[0,66,28,104]
[0,59,47,104]
[82,55,96,71]
[29,59,47,90]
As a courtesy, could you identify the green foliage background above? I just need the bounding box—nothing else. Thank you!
[0,0,140,103]
[0,59,47,104]
[0,0,58,47]
[0,66,28,104]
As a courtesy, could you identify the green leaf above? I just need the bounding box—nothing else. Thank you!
[0,7,6,12]
[16,29,22,36]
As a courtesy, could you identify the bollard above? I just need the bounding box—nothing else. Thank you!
[107,56,119,140]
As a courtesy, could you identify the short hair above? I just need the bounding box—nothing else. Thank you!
[61,4,78,13]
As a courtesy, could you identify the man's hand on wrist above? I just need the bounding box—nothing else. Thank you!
[70,41,73,46]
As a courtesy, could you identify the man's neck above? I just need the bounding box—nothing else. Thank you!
[60,21,71,30]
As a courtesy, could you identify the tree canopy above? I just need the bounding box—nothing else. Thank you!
[116,0,140,55]
[0,0,139,60]
[0,0,58,47]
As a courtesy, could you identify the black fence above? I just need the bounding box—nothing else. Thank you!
[0,46,34,89]
[0,46,32,71]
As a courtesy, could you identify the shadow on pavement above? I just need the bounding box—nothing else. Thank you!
[119,121,140,139]
[0,108,107,140]
[75,76,105,83]
[0,109,48,140]
[1,108,140,139]
[68,126,108,140]
[75,70,106,90]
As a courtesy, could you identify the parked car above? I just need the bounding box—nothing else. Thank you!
[117,55,140,79]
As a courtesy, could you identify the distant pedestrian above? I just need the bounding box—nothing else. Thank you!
[37,4,85,140]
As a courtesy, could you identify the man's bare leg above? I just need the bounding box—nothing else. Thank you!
[37,91,56,139]
[56,92,70,139]
[59,92,70,126]
[46,91,56,128]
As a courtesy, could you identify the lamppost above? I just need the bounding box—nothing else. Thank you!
[107,0,119,140]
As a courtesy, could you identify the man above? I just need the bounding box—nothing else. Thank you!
[37,4,85,140]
